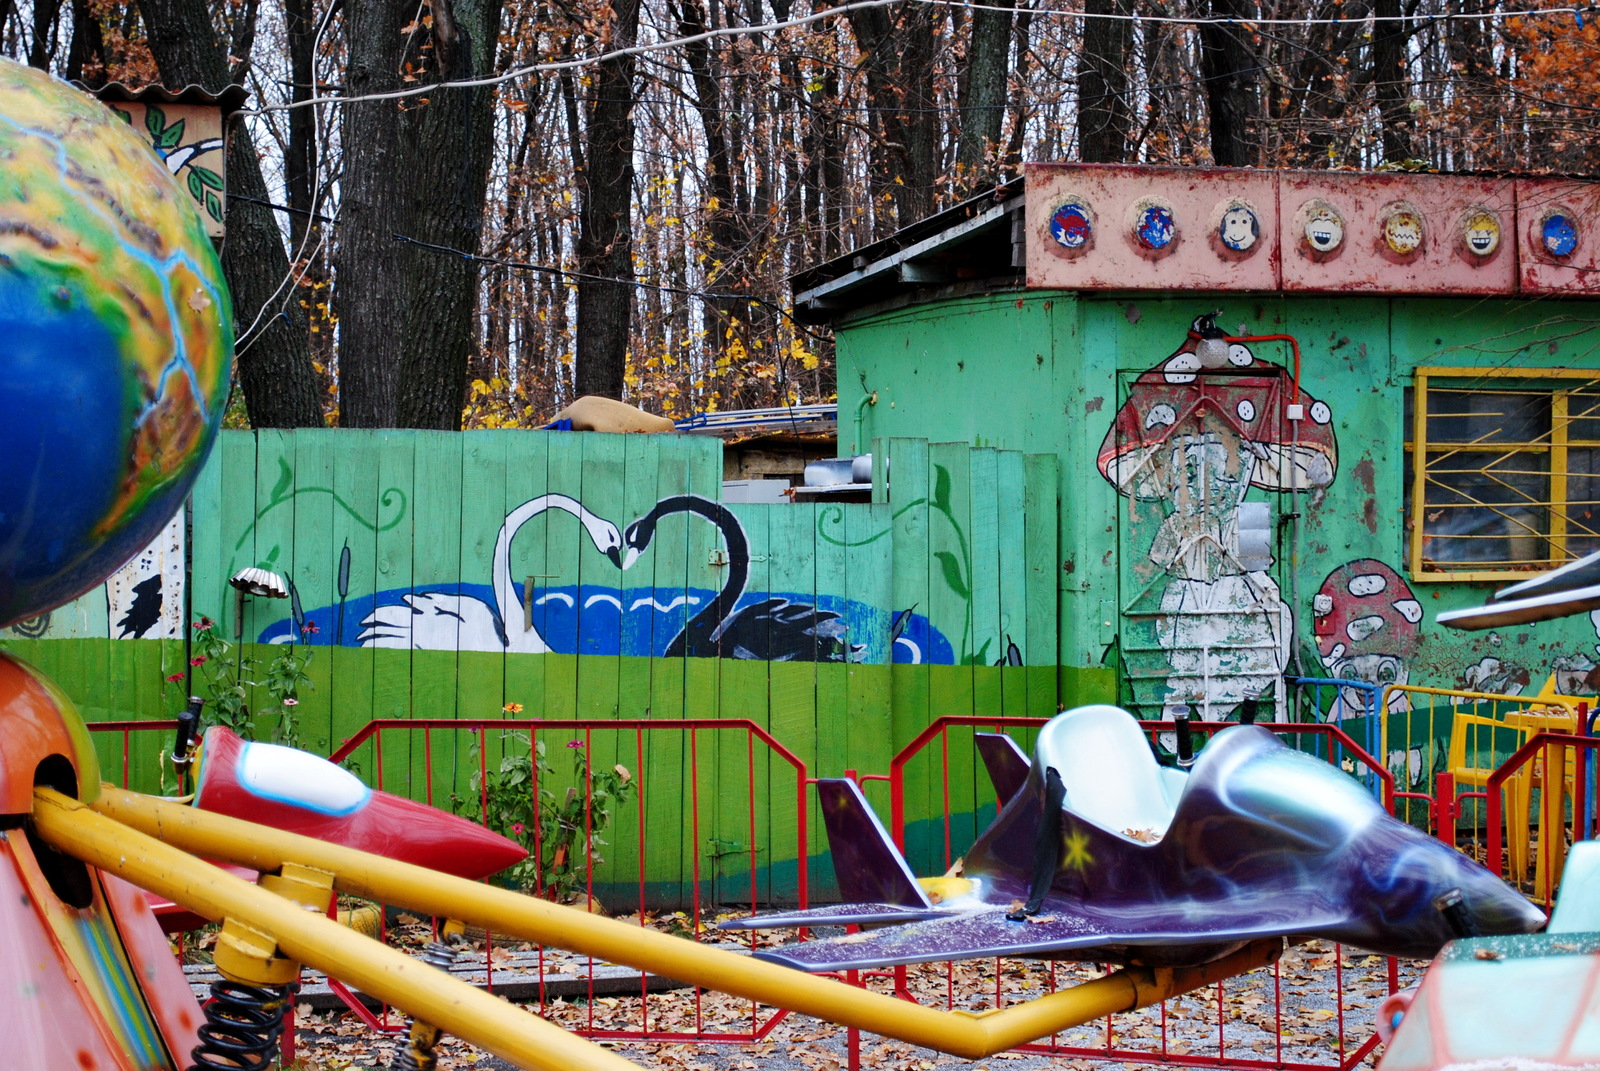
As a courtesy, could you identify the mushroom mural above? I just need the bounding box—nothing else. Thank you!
[1098,314,1338,720]
[1311,558,1423,716]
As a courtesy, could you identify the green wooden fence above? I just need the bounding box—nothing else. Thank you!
[6,428,1062,902]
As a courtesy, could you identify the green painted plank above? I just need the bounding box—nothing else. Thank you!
[923,443,975,873]
[616,434,662,718]
[844,500,895,873]
[764,503,819,903]
[285,431,335,753]
[408,431,465,799]
[885,437,931,866]
[679,436,724,906]
[324,429,380,786]
[456,431,508,722]
[575,433,626,721]
[569,433,628,898]
[996,450,1028,713]
[1023,453,1060,719]
[368,429,419,797]
[644,438,694,901]
[541,432,585,720]
[964,448,1002,841]
[502,430,551,726]
[717,502,769,900]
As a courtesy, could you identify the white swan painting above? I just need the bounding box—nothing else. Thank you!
[356,494,622,652]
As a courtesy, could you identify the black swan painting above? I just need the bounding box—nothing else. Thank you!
[621,495,859,661]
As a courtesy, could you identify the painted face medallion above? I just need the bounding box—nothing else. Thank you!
[1304,203,1344,253]
[1136,203,1176,250]
[1382,209,1424,256]
[1219,205,1259,252]
[1462,210,1500,257]
[1050,202,1092,250]
[1542,212,1579,257]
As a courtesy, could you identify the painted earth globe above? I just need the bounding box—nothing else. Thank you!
[0,59,231,628]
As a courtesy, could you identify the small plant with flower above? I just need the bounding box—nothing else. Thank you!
[168,615,316,749]
[459,706,637,903]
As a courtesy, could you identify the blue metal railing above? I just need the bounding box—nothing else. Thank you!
[1287,676,1384,798]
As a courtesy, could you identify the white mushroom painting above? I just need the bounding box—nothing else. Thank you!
[1097,315,1338,720]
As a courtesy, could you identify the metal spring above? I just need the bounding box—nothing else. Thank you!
[388,941,459,1071]
[188,980,291,1071]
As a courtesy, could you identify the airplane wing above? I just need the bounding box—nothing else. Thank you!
[752,899,1345,973]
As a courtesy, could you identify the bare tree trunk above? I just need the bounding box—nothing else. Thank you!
[334,0,504,429]
[1077,0,1131,162]
[138,0,326,428]
[1198,0,1260,166]
[28,0,60,69]
[64,0,105,85]
[955,0,1013,194]
[574,0,643,400]
[1373,0,1412,163]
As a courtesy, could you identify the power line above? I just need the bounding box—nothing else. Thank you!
[392,234,832,341]
[243,0,1600,115]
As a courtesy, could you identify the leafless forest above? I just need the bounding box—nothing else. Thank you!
[5,1,1597,427]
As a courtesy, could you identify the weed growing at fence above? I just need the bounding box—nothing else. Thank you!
[177,615,315,748]
[461,729,637,903]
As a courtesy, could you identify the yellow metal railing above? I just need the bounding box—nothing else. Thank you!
[1380,683,1586,886]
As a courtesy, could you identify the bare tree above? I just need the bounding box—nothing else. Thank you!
[334,0,504,428]
[574,0,644,400]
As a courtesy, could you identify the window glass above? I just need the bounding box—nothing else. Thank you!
[1406,371,1600,578]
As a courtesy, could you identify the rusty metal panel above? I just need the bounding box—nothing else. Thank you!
[1517,177,1600,295]
[1025,163,1280,292]
[1278,171,1516,295]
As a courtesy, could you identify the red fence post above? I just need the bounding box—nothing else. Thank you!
[1435,771,1456,847]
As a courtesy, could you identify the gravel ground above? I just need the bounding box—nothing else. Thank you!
[284,941,1420,1071]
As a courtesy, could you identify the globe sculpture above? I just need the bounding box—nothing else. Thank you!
[0,59,232,627]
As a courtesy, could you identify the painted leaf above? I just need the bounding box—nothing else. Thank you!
[144,105,166,141]
[205,191,223,221]
[194,166,225,191]
[158,117,186,150]
[932,464,952,513]
[934,550,970,599]
[187,170,205,202]
[271,457,294,501]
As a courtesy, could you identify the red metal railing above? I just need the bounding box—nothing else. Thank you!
[1486,730,1600,909]
[327,717,811,1045]
[89,712,1555,1071]
[85,718,177,791]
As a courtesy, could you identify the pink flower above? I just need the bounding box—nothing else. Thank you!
[282,698,299,707]
[190,657,207,666]
[192,617,214,630]
[566,740,584,749]
[165,673,184,683]
[300,621,320,635]
[511,822,525,835]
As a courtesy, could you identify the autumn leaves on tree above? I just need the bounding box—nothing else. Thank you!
[13,1,1599,428]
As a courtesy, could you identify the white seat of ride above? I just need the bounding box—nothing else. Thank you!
[1549,840,1600,934]
[1035,704,1184,841]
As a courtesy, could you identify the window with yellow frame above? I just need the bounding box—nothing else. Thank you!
[1406,368,1600,581]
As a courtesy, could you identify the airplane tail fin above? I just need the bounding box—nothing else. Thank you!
[817,779,931,908]
[974,732,1030,807]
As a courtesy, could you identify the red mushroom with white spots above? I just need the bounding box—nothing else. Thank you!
[1313,558,1423,714]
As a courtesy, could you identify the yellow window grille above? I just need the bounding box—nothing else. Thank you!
[1406,367,1600,581]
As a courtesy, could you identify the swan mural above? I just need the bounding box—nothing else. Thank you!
[354,494,622,652]
[256,492,951,664]
[621,495,860,662]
